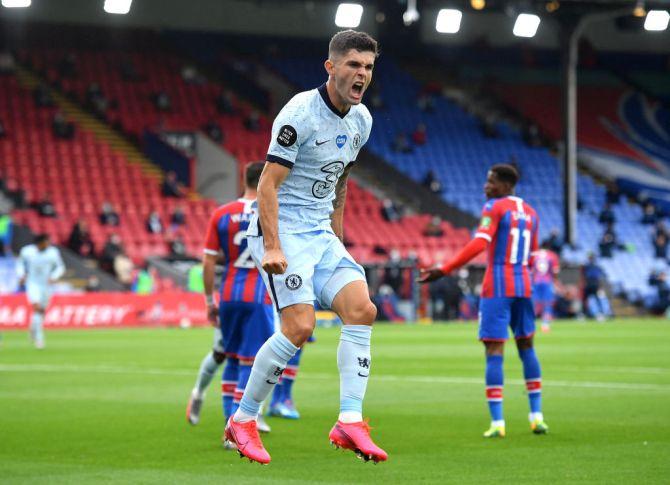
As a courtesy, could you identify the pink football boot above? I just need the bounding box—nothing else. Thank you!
[329,419,388,463]
[224,416,271,464]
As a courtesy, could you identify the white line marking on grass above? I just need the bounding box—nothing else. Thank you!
[1,364,669,392]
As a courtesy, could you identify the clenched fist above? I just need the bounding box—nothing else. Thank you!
[262,248,288,275]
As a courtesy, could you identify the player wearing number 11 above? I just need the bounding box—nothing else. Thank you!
[419,164,549,438]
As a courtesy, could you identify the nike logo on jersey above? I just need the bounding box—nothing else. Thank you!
[357,372,369,378]
[315,139,330,146]
[266,380,278,385]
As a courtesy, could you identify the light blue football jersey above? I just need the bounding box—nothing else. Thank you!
[16,244,65,287]
[248,83,372,236]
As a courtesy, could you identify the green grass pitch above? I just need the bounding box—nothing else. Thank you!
[1,319,669,484]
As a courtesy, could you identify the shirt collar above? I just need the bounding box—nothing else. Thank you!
[318,83,349,119]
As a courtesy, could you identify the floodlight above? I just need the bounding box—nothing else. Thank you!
[513,13,541,38]
[2,0,31,7]
[335,3,363,28]
[471,0,485,11]
[436,9,462,34]
[104,0,132,15]
[644,10,669,31]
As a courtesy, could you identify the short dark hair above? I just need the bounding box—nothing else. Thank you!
[245,162,265,189]
[490,164,520,187]
[34,233,50,245]
[329,30,379,59]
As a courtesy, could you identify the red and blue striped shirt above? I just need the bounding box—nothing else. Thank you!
[203,199,270,305]
[474,196,539,299]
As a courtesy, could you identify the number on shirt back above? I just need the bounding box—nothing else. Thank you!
[233,231,255,269]
[509,228,531,265]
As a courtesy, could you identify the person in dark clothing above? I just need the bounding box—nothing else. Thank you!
[161,171,186,198]
[380,198,401,223]
[67,219,94,258]
[422,170,442,195]
[170,205,186,229]
[653,233,669,260]
[641,202,658,225]
[35,194,57,218]
[33,83,54,108]
[423,216,445,237]
[382,250,404,295]
[598,203,615,225]
[100,233,124,273]
[99,201,121,226]
[599,232,615,258]
[146,211,163,234]
[203,120,224,143]
[216,90,235,115]
[605,184,620,205]
[152,91,171,112]
[168,235,189,261]
[52,112,75,139]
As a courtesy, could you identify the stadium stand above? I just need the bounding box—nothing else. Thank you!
[265,53,670,304]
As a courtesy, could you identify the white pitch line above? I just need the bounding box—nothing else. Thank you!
[1,364,669,392]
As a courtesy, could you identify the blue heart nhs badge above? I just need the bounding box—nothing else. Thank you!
[336,135,347,149]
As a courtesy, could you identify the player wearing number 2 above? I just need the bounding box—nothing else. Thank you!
[186,162,275,444]
[420,164,548,438]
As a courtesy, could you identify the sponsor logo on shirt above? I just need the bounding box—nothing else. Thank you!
[336,134,347,148]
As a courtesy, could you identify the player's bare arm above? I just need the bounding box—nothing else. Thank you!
[330,164,353,242]
[258,162,290,274]
[202,252,219,326]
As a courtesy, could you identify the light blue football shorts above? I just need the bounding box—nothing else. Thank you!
[26,283,51,308]
[247,229,366,311]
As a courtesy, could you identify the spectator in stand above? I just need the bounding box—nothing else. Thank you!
[244,110,261,132]
[202,120,224,143]
[57,52,77,78]
[422,170,443,195]
[85,275,101,292]
[423,216,445,237]
[67,219,94,258]
[146,211,163,234]
[380,198,401,223]
[52,112,75,140]
[170,205,186,230]
[655,221,668,240]
[152,90,172,112]
[161,171,186,198]
[0,119,6,138]
[382,249,404,295]
[168,235,189,261]
[412,123,427,146]
[641,202,658,225]
[0,211,13,256]
[99,201,121,226]
[85,82,109,119]
[34,193,57,218]
[33,83,54,108]
[216,90,235,115]
[649,271,670,315]
[417,92,435,113]
[181,64,204,85]
[392,132,413,153]
[481,115,500,139]
[598,232,616,258]
[5,178,27,208]
[581,253,612,321]
[598,203,616,225]
[605,184,620,205]
[100,233,123,272]
[653,232,669,260]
